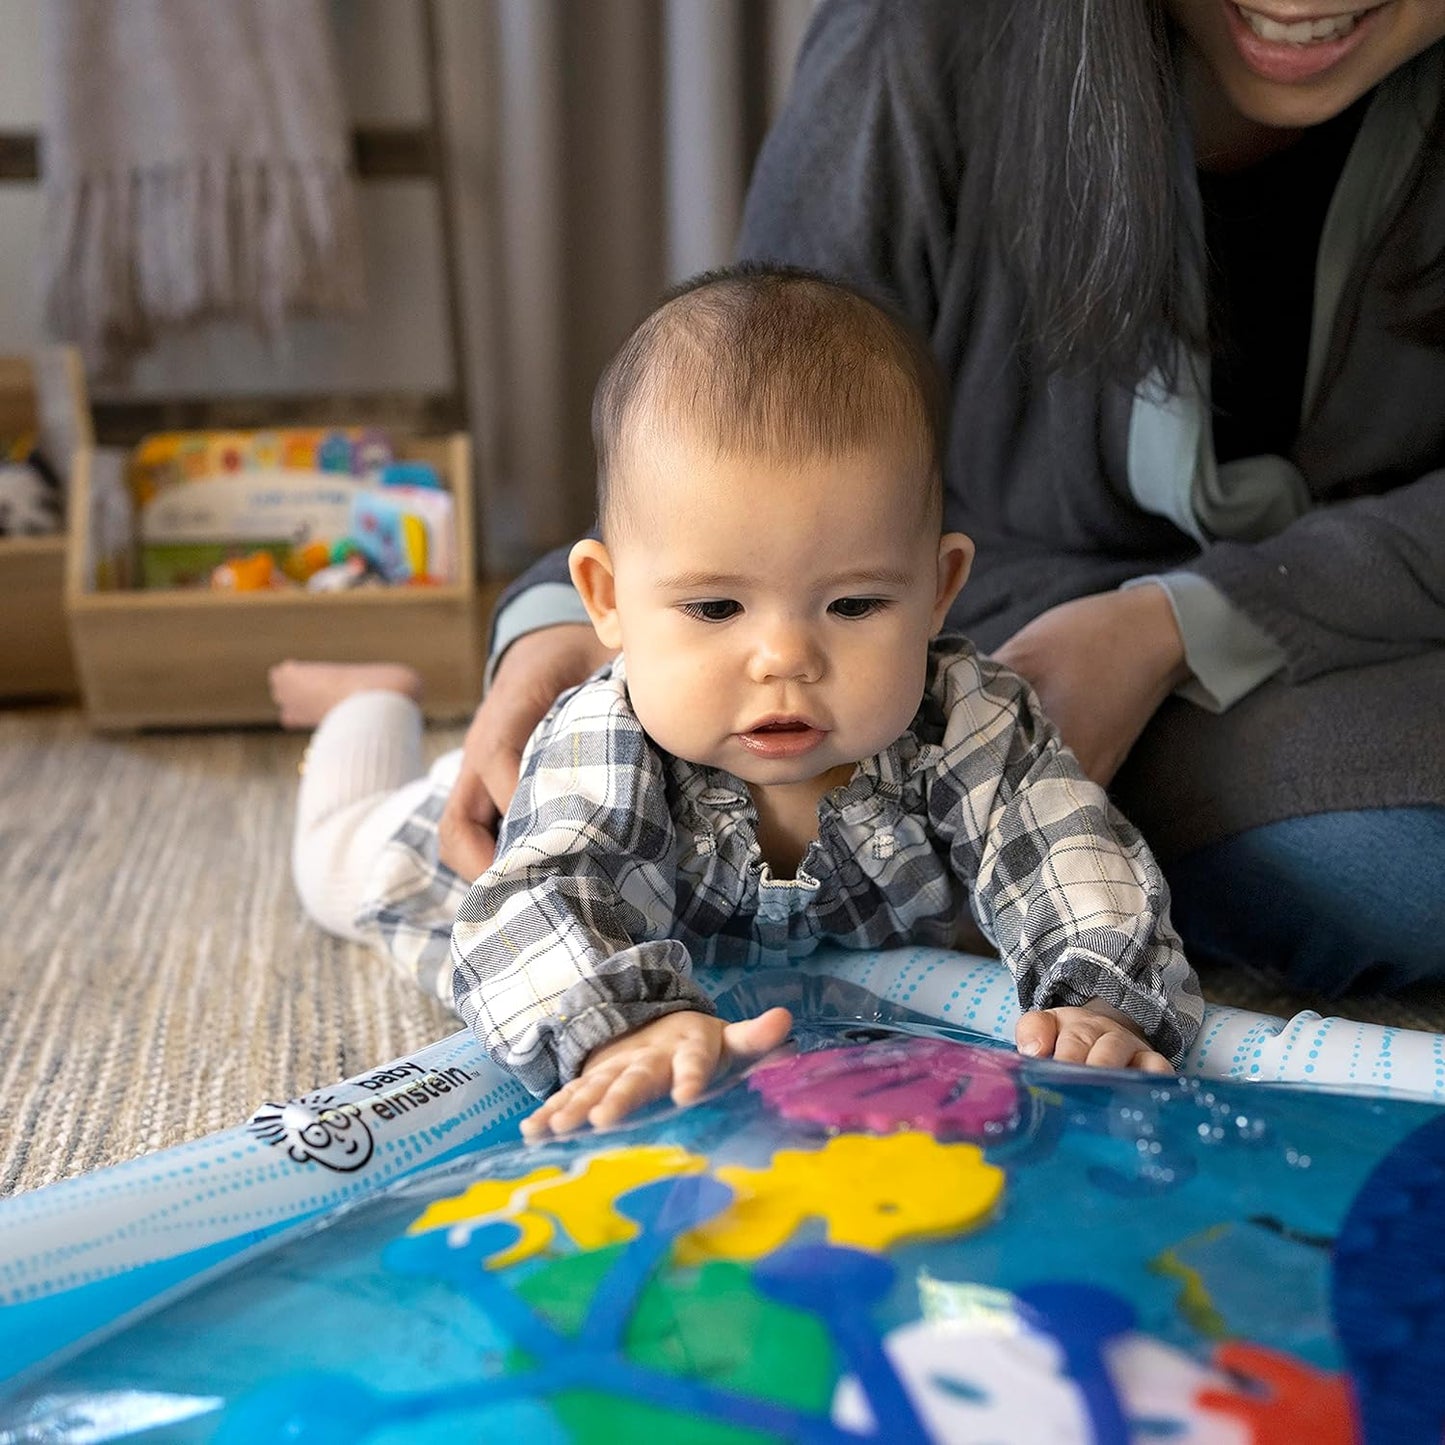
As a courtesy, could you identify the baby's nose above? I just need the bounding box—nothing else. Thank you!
[751,622,824,682]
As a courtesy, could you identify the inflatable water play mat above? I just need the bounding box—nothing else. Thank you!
[3,977,1443,1441]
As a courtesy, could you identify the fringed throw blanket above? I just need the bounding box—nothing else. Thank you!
[39,0,365,376]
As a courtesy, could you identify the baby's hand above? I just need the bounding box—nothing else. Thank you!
[521,1006,793,1140]
[1015,1001,1173,1075]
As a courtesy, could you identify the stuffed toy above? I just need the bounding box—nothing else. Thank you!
[0,446,63,536]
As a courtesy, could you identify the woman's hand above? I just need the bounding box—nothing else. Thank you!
[992,585,1190,786]
[438,623,616,880]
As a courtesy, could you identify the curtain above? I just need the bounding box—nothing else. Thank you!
[436,0,815,573]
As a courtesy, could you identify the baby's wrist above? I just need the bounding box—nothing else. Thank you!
[1077,999,1147,1037]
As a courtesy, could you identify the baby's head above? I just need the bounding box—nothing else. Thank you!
[591,263,946,541]
[570,264,973,786]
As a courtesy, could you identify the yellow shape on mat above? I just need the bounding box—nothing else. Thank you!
[408,1164,565,1236]
[408,1165,564,1268]
[403,1147,709,1270]
[678,1132,1004,1263]
[526,1145,708,1252]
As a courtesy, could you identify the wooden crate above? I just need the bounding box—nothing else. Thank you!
[66,434,483,730]
[0,351,92,700]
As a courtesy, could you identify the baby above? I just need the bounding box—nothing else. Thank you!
[450,264,1203,1139]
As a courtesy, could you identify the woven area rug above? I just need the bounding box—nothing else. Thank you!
[3,705,1443,1198]
[0,706,457,1197]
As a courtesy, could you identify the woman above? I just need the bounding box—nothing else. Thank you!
[443,0,1445,994]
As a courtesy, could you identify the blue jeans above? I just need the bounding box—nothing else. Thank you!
[1163,807,1445,997]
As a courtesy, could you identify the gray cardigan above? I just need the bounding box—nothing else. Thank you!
[491,0,1445,860]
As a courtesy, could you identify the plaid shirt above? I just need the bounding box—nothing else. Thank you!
[452,637,1202,1095]
[354,749,471,1008]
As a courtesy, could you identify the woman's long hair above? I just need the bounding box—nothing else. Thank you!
[967,0,1445,376]
[967,0,1202,382]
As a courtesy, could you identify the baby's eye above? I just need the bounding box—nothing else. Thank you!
[681,599,741,622]
[829,596,888,620]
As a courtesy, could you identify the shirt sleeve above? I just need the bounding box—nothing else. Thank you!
[483,542,591,684]
[450,675,713,1096]
[485,579,594,689]
[1122,571,1286,711]
[1187,468,1445,685]
[925,648,1204,1067]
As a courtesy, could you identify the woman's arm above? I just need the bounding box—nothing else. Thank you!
[1189,467,1445,682]
[995,470,1445,783]
[486,548,593,684]
[438,622,614,879]
[991,583,1190,786]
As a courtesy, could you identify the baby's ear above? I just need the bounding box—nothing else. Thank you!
[932,531,974,632]
[568,539,623,649]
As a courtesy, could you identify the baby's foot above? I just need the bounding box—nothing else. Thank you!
[269,661,423,729]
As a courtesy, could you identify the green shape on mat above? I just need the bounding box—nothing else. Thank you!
[511,1245,837,1444]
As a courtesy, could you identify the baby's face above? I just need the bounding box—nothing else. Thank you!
[600,438,970,788]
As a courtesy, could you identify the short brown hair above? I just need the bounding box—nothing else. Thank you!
[592,263,946,535]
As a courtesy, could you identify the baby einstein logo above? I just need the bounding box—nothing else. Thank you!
[247,1060,479,1171]
[247,1091,376,1172]
[353,1058,478,1120]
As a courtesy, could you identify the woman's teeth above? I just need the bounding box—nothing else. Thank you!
[1234,4,1362,43]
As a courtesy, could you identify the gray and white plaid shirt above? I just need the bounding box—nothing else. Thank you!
[451,637,1202,1095]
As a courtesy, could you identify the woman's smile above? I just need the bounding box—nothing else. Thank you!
[1224,0,1391,81]
[1167,0,1445,152]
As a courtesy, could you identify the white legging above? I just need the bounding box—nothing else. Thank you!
[292,691,443,943]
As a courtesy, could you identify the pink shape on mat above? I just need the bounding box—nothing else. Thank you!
[748,1036,1023,1141]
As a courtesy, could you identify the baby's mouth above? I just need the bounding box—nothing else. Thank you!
[738,719,826,757]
